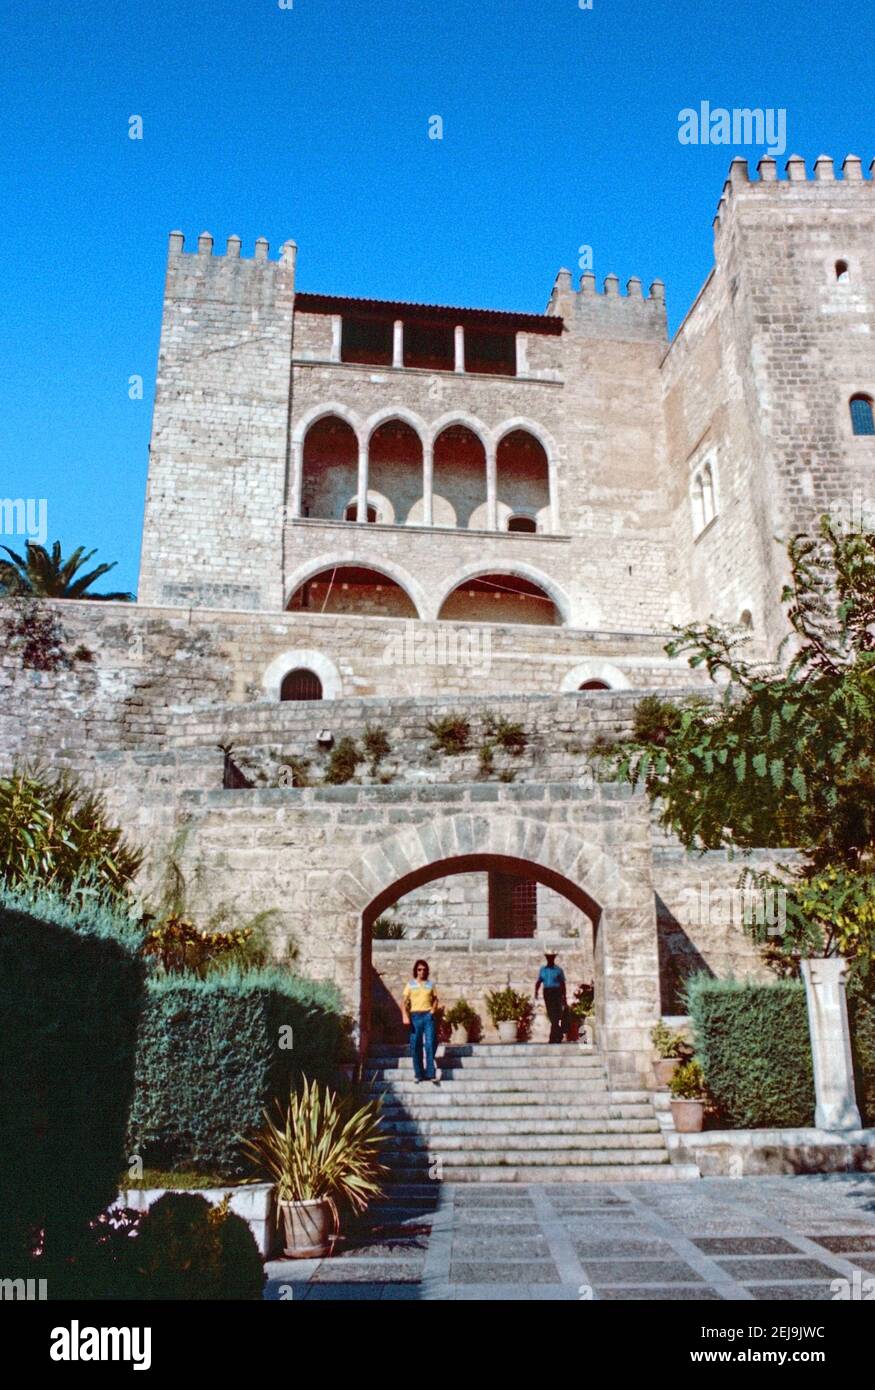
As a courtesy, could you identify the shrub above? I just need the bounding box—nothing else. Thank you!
[363,726,391,776]
[141,914,253,977]
[631,694,684,747]
[127,966,352,1177]
[130,1193,264,1300]
[483,713,528,755]
[685,974,815,1128]
[0,885,146,1268]
[324,737,361,785]
[849,984,875,1126]
[0,769,142,901]
[427,714,471,755]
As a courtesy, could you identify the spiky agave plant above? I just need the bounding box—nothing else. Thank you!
[241,1078,388,1227]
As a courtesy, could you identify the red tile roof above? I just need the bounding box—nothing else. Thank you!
[294,291,563,335]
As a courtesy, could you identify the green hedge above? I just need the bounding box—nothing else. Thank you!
[849,987,875,1127]
[127,966,350,1176]
[0,886,146,1263]
[685,974,815,1128]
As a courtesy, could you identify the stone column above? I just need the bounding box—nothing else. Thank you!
[486,441,497,531]
[356,440,369,522]
[423,438,434,527]
[454,325,465,373]
[801,957,861,1131]
[290,439,304,518]
[515,333,528,377]
[393,320,404,368]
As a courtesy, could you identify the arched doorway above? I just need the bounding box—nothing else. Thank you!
[280,668,323,701]
[362,853,598,1050]
[438,572,561,625]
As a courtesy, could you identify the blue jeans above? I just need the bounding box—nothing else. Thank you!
[409,1011,437,1081]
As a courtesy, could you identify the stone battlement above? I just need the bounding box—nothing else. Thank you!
[166,229,298,265]
[713,153,875,233]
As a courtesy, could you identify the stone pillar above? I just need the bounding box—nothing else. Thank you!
[801,957,861,1131]
[356,440,369,523]
[515,332,528,377]
[393,320,404,368]
[330,315,342,363]
[486,441,497,531]
[423,438,434,526]
[596,903,662,1090]
[454,325,465,373]
[290,439,304,518]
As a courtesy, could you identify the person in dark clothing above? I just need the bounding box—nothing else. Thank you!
[535,951,567,1044]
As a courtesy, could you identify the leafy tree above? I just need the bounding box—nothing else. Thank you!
[607,516,875,975]
[0,540,133,600]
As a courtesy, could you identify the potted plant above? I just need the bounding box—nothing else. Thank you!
[650,1020,689,1087]
[444,998,480,1045]
[485,986,532,1043]
[567,982,595,1043]
[669,1059,708,1133]
[241,1077,387,1258]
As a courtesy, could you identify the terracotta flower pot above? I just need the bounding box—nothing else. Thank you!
[497,1020,519,1043]
[653,1057,681,1089]
[279,1198,335,1258]
[450,1025,469,1046]
[670,1099,705,1133]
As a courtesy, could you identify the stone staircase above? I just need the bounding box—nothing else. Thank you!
[365,1043,698,1183]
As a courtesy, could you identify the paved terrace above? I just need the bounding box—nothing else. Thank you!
[265,1175,875,1301]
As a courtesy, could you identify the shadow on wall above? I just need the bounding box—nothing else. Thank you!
[656,893,713,1014]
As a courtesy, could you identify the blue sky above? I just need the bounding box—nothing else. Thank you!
[1,0,872,595]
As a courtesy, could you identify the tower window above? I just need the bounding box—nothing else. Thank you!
[280,668,323,701]
[850,395,875,436]
[690,457,718,536]
[507,514,537,533]
[835,260,849,283]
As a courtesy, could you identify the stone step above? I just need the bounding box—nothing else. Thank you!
[374,1102,657,1122]
[373,1088,653,1108]
[385,1145,671,1165]
[378,1117,662,1136]
[381,1131,664,1153]
[382,1162,700,1184]
[368,1044,598,1057]
[369,1075,610,1094]
[368,1066,607,1085]
[366,1052,604,1070]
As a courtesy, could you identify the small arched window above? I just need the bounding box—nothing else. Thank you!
[280,668,323,701]
[579,680,610,691]
[835,260,849,283]
[740,610,753,631]
[690,456,718,536]
[344,502,378,522]
[507,515,537,533]
[850,395,875,436]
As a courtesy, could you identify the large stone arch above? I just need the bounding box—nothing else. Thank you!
[283,552,429,619]
[336,810,659,1086]
[427,410,491,450]
[364,406,429,444]
[433,561,574,627]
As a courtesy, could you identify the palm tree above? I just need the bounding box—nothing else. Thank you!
[0,541,134,601]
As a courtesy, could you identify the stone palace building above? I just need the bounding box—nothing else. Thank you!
[4,153,874,1128]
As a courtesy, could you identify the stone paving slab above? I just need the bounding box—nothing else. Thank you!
[264,1173,875,1301]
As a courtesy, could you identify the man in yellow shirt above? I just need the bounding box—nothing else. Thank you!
[402,959,440,1085]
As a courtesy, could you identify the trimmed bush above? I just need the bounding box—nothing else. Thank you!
[685,974,815,1128]
[0,886,146,1265]
[129,1193,265,1300]
[849,987,875,1126]
[127,966,351,1176]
